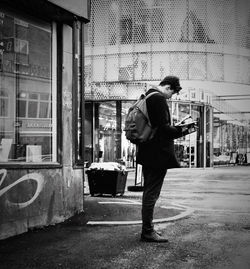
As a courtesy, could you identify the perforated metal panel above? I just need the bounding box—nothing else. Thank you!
[85,0,250,100]
[84,82,146,100]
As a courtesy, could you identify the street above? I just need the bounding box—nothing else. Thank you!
[0,166,250,269]
[162,166,250,215]
[154,166,250,269]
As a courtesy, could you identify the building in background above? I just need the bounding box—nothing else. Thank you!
[84,0,250,168]
[0,0,90,239]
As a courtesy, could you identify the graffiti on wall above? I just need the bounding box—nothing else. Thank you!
[0,169,45,208]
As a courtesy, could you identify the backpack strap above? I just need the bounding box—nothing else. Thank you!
[141,91,161,128]
[145,91,161,100]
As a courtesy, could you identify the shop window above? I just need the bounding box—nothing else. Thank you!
[0,10,56,164]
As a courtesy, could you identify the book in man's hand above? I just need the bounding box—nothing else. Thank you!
[175,115,198,135]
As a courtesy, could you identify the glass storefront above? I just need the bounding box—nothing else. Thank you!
[0,9,56,163]
[85,101,119,165]
[85,100,210,168]
[213,109,249,166]
[85,101,136,167]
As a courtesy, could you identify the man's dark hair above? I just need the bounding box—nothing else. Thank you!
[159,76,182,92]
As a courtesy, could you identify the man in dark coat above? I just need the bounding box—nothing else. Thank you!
[137,75,186,243]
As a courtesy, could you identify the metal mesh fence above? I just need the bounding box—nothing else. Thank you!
[85,0,250,100]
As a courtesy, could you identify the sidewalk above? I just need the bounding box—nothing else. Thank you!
[0,170,192,269]
[1,166,249,269]
[82,169,191,225]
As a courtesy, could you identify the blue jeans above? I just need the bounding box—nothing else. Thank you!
[141,166,167,234]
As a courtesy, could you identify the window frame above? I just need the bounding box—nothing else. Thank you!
[72,20,85,168]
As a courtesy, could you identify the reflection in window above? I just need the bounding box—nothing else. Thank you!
[0,10,55,163]
[17,91,51,119]
[0,90,9,117]
[28,101,37,118]
[39,101,49,118]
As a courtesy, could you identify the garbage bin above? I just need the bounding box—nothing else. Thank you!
[86,162,128,197]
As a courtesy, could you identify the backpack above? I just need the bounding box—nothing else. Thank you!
[124,92,158,144]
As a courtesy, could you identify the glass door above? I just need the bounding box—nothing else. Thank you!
[98,102,117,162]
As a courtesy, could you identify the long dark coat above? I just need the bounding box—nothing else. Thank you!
[137,88,183,169]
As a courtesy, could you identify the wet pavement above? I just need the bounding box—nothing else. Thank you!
[0,166,250,269]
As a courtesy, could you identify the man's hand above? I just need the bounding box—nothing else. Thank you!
[181,123,198,135]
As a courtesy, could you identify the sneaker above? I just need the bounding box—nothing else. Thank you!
[140,231,169,243]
